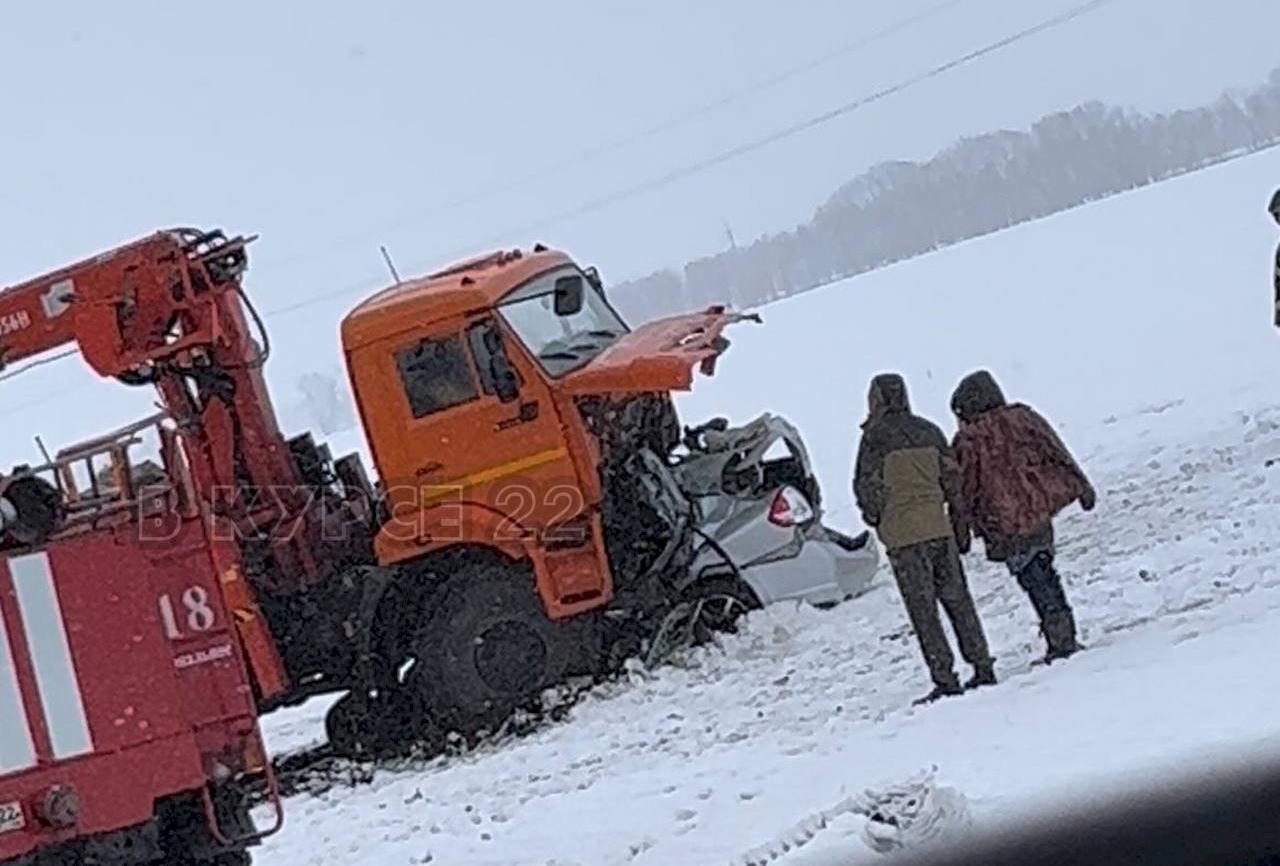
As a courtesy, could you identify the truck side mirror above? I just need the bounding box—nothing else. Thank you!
[491,355,520,403]
[469,321,521,404]
[554,275,585,316]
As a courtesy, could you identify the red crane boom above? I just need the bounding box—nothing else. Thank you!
[0,228,323,700]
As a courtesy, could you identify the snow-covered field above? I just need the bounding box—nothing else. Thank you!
[255,149,1280,865]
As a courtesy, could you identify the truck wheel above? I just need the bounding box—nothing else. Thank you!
[326,689,444,758]
[405,562,584,735]
[207,854,251,866]
[325,692,390,758]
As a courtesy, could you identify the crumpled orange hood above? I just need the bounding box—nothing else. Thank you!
[559,307,759,396]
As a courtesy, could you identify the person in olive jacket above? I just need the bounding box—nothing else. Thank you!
[855,373,995,704]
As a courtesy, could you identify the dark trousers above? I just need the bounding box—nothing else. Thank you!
[1011,549,1079,656]
[888,537,993,688]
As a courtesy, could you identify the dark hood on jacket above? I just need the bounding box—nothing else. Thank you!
[951,370,1007,423]
[863,373,910,429]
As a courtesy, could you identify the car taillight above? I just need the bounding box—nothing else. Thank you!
[768,486,815,527]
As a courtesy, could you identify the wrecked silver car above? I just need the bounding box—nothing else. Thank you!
[671,413,881,620]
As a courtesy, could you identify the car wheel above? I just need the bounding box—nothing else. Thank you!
[683,576,761,640]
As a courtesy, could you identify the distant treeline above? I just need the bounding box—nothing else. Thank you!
[613,68,1280,322]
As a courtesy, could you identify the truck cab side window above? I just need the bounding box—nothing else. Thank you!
[395,335,478,418]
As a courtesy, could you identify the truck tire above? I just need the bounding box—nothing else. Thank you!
[207,854,251,866]
[0,475,63,545]
[325,691,400,758]
[404,561,585,735]
[173,854,252,866]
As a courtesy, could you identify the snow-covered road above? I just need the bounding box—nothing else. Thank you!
[256,150,1280,865]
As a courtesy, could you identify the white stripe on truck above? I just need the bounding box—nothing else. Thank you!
[10,553,93,760]
[0,609,36,775]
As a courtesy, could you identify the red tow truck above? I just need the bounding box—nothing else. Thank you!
[0,232,293,866]
[0,419,280,864]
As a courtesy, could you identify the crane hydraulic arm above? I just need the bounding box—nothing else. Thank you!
[0,228,325,701]
[2,229,243,375]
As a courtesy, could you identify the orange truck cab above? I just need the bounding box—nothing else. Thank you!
[329,247,750,745]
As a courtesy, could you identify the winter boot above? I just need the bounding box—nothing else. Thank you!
[1041,609,1080,663]
[965,664,997,690]
[1043,644,1080,664]
[912,681,964,706]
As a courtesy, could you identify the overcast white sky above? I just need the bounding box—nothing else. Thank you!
[2,0,1278,463]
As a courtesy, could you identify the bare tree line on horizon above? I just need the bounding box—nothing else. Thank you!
[612,67,1280,322]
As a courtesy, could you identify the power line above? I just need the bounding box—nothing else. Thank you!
[440,0,1121,260]
[4,380,92,415]
[0,349,79,383]
[253,0,973,279]
[263,272,386,317]
[264,0,1121,317]
[1,0,1121,409]
[591,0,970,158]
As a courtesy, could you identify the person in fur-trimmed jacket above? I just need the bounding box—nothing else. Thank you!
[949,370,1096,663]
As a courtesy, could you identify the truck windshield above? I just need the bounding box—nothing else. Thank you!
[498,266,629,377]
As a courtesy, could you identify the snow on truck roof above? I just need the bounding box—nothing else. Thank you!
[340,246,573,350]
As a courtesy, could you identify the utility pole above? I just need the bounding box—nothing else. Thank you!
[724,222,741,308]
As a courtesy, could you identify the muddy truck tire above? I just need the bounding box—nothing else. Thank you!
[404,560,600,736]
[324,689,434,759]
